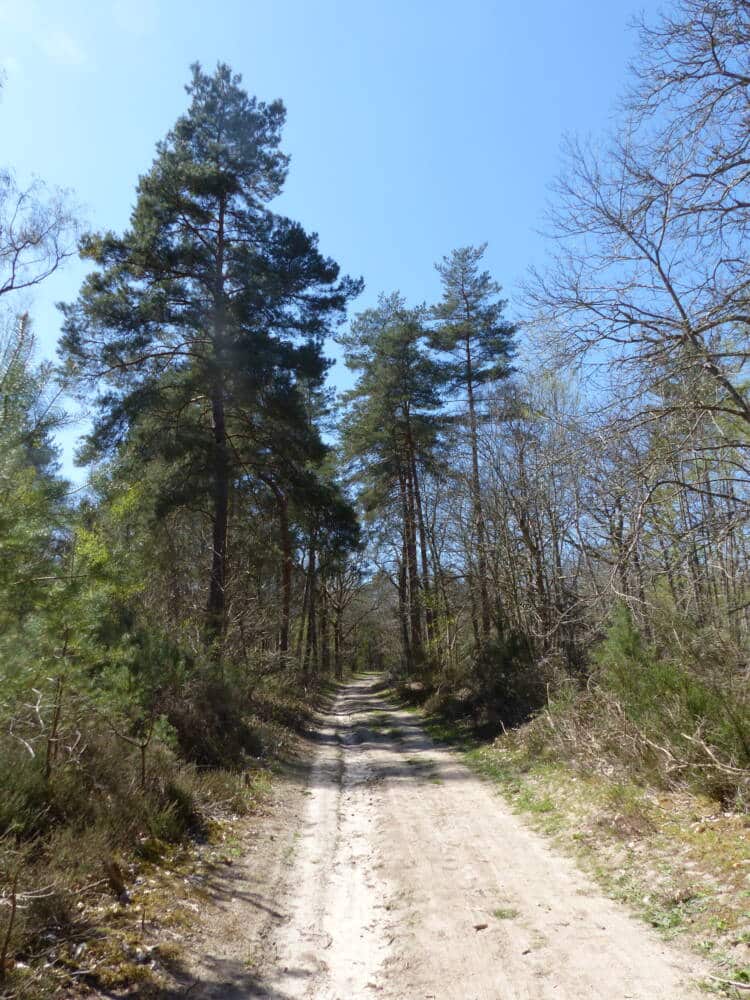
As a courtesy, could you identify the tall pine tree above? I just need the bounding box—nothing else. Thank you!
[60,63,361,646]
[431,244,515,640]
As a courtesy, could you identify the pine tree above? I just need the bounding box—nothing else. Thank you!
[431,244,515,640]
[60,63,361,646]
[0,314,67,632]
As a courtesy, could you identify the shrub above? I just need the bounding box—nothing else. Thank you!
[0,751,49,839]
[512,606,750,806]
[595,606,750,775]
[425,630,550,734]
[164,675,264,768]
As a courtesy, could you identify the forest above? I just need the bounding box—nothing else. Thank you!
[1,1,749,997]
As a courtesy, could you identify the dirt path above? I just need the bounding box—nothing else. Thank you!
[182,675,708,999]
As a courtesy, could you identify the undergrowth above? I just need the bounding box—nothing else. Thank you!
[0,660,319,999]
[404,607,750,808]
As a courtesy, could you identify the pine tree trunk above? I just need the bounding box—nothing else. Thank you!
[334,609,343,679]
[407,429,434,653]
[206,193,229,646]
[398,548,412,672]
[277,491,292,653]
[320,578,330,673]
[464,335,491,639]
[304,538,318,680]
[403,462,423,660]
[207,389,229,643]
[295,571,309,661]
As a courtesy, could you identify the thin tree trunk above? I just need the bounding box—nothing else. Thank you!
[295,570,309,662]
[467,568,481,648]
[398,548,412,672]
[409,444,434,651]
[304,536,318,680]
[398,463,422,662]
[320,577,330,674]
[206,193,229,646]
[334,610,343,679]
[464,334,491,638]
[277,490,292,653]
[405,462,423,658]
[207,389,230,643]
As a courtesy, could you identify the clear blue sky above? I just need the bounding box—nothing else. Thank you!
[0,0,661,477]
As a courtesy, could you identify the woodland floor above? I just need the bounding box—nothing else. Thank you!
[120,673,722,1000]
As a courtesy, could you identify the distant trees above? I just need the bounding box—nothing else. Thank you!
[340,253,516,673]
[340,293,447,672]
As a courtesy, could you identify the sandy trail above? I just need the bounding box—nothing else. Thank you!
[257,675,706,999]
[185,675,707,999]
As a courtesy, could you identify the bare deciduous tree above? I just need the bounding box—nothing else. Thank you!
[0,172,76,299]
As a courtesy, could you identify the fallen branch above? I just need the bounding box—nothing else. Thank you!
[708,973,750,992]
[681,733,749,777]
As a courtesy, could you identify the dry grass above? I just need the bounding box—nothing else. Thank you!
[0,769,273,999]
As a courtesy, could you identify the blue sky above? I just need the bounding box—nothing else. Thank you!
[0,0,661,477]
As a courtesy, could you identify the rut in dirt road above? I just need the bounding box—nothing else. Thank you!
[254,674,706,1000]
